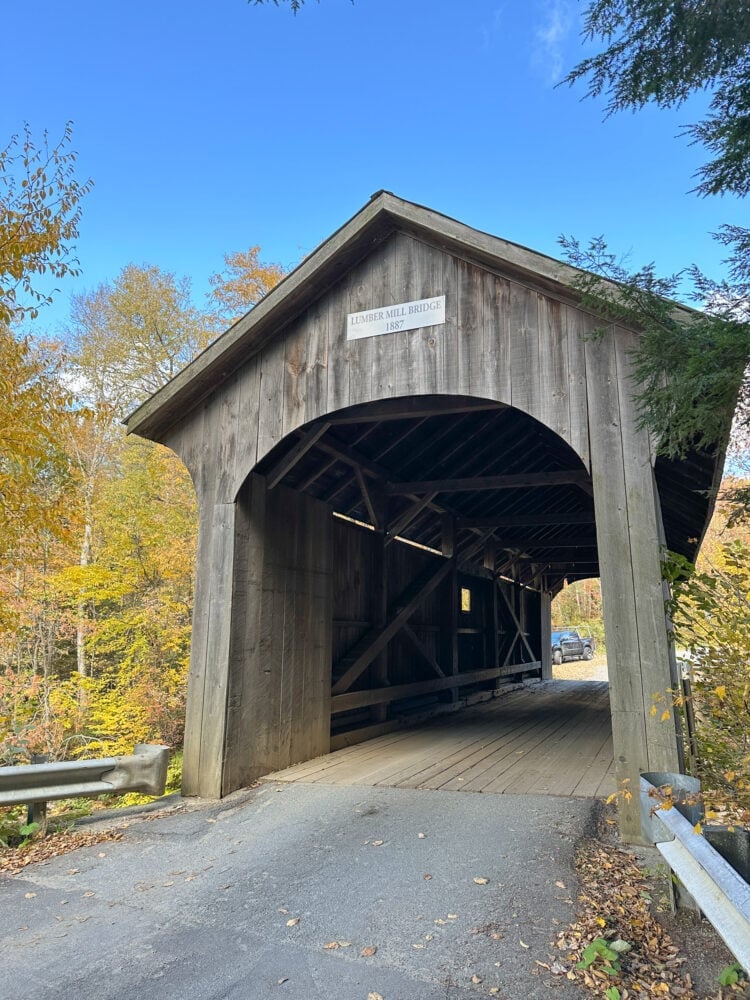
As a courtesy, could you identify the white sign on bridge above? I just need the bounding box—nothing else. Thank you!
[347,295,445,341]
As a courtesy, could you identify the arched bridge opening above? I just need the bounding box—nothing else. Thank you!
[232,394,611,795]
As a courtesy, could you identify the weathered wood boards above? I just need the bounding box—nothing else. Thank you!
[185,475,334,794]
[265,680,615,801]
[585,324,681,841]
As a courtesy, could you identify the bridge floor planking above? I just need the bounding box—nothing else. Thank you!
[264,679,616,799]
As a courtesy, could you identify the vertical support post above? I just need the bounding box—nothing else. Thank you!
[540,590,553,680]
[371,482,389,724]
[182,502,237,798]
[492,579,500,670]
[586,330,681,843]
[441,514,459,701]
[483,541,496,670]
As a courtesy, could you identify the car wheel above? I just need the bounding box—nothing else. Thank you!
[553,649,562,665]
[583,646,594,660]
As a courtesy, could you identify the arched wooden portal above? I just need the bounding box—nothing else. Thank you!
[127,193,725,841]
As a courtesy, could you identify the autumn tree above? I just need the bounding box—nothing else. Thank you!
[69,263,213,416]
[0,335,76,566]
[0,122,91,324]
[207,246,285,328]
[0,122,90,558]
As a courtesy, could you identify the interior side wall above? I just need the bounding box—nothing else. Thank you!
[330,517,543,741]
[221,474,333,793]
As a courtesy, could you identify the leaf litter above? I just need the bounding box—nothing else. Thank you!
[556,836,747,999]
[0,829,124,876]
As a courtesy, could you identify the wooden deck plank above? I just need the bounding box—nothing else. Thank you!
[263,680,614,799]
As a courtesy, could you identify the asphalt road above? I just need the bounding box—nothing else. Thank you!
[2,782,601,1000]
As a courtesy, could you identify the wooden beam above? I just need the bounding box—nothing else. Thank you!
[459,529,496,564]
[316,437,389,480]
[331,559,452,695]
[298,425,376,493]
[265,422,331,489]
[458,511,595,529]
[387,470,591,495]
[331,666,528,713]
[385,492,439,544]
[497,582,538,665]
[402,623,446,678]
[441,513,456,558]
[354,465,381,528]
[511,560,599,568]
[325,399,507,425]
[493,537,597,550]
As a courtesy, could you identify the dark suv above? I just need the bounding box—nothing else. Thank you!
[551,629,595,664]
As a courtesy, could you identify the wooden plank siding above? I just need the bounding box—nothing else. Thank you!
[162,233,593,507]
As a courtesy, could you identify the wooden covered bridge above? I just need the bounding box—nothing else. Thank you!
[127,193,724,840]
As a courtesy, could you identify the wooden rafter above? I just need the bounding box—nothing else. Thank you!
[493,537,596,549]
[385,492,439,544]
[266,422,331,489]
[458,511,594,529]
[354,465,381,528]
[387,470,591,495]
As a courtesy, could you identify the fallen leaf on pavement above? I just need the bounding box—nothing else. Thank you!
[277,978,288,985]
[520,940,529,949]
[361,946,377,957]
[471,974,482,984]
[423,874,432,880]
[286,917,300,927]
[323,941,339,950]
[24,892,36,899]
[555,880,566,889]
[418,833,426,839]
[473,877,490,885]
[371,840,384,847]
[367,993,384,1000]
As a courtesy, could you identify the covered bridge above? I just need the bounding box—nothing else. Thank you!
[126,193,724,840]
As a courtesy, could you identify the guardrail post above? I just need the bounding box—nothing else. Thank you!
[27,754,49,833]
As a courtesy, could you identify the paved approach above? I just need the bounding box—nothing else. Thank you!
[2,783,600,1000]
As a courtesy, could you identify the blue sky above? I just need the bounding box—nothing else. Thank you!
[4,0,745,334]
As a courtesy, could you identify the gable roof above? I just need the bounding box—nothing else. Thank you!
[125,191,604,441]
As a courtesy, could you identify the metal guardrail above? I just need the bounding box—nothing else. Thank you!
[0,744,170,808]
[641,774,750,967]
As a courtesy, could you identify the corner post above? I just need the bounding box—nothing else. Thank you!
[586,329,681,842]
